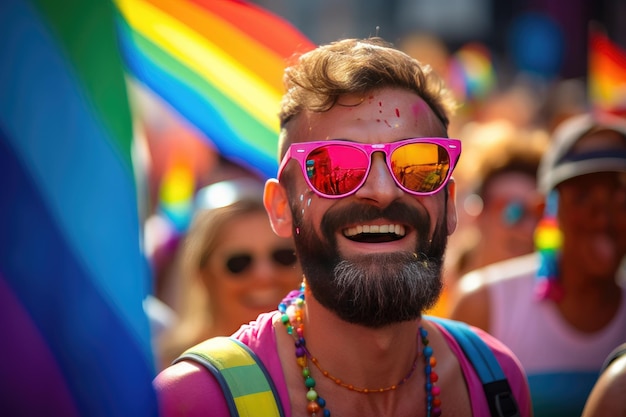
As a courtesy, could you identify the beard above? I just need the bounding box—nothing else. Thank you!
[290,198,448,328]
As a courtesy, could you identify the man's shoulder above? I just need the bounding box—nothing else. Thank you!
[457,252,538,292]
[154,360,229,417]
[465,323,530,403]
[430,317,532,415]
[431,317,523,366]
[461,321,523,363]
[153,312,282,417]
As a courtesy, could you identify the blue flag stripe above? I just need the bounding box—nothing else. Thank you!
[0,0,152,346]
[0,129,159,416]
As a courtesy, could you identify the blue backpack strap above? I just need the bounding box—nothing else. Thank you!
[174,337,285,417]
[426,316,520,417]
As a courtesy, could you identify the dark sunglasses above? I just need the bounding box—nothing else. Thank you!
[225,248,298,275]
[277,138,461,199]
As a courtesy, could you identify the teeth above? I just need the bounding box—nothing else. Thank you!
[343,224,406,237]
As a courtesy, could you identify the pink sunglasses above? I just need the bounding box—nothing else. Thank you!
[278,138,461,199]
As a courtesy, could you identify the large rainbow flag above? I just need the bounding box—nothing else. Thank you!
[588,26,626,116]
[115,0,316,180]
[0,0,158,415]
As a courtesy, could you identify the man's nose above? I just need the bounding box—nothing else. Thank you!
[354,152,404,205]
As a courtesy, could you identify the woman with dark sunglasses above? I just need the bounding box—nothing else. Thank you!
[156,178,302,369]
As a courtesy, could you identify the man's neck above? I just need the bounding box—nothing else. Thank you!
[302,289,421,386]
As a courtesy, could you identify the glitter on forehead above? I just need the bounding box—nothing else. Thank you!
[411,100,429,117]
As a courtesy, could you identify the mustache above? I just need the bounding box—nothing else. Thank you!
[320,201,431,242]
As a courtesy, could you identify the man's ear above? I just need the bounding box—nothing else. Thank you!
[446,178,458,235]
[264,179,293,238]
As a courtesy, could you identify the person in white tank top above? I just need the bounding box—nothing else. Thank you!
[450,113,626,417]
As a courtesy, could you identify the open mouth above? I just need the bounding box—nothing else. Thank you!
[343,224,406,243]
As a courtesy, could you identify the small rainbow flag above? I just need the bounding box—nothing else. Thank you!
[1,0,158,415]
[588,26,626,115]
[115,0,315,179]
[448,42,497,104]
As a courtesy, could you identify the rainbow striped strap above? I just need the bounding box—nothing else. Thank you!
[175,337,285,417]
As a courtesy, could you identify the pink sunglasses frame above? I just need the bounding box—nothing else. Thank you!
[277,138,462,199]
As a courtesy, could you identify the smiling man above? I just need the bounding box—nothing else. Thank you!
[154,37,532,417]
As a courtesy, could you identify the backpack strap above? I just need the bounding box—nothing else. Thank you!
[174,336,285,417]
[426,316,520,417]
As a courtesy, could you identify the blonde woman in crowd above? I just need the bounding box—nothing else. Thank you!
[157,178,302,369]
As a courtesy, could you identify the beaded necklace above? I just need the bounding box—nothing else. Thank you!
[278,283,442,417]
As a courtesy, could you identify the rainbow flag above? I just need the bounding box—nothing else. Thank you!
[447,42,497,114]
[588,27,626,115]
[115,0,315,180]
[0,0,158,415]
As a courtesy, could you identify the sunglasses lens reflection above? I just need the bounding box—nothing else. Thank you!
[391,143,451,193]
[305,143,451,197]
[503,202,524,225]
[306,145,368,196]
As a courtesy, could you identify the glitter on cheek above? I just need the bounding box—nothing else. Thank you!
[307,198,312,206]
[297,194,307,217]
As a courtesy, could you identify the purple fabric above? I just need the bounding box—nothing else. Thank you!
[0,274,80,416]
